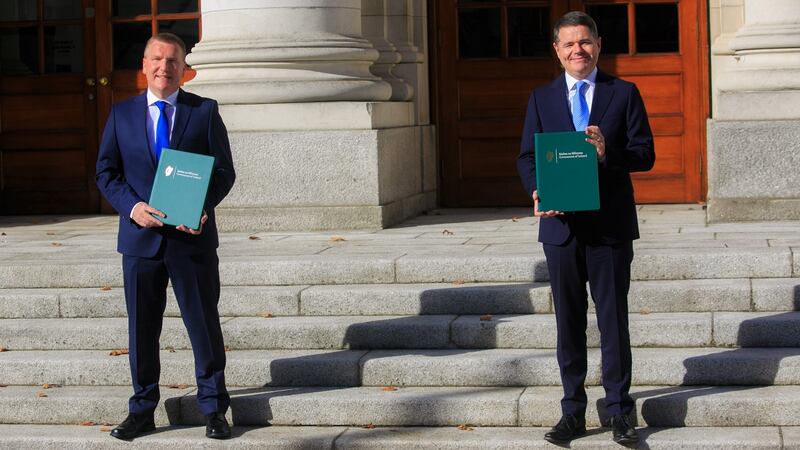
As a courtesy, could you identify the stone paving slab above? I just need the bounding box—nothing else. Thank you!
[0,386,189,425]
[299,283,552,316]
[0,425,346,449]
[336,426,781,450]
[450,313,712,349]
[219,256,398,285]
[395,255,549,283]
[222,315,455,350]
[180,386,524,427]
[0,349,365,387]
[632,248,792,280]
[753,278,800,311]
[360,347,800,387]
[519,385,800,427]
[714,312,800,347]
[0,425,782,450]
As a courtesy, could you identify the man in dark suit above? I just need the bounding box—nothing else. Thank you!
[96,33,236,440]
[516,11,655,445]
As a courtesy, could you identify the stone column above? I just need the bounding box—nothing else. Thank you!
[361,0,414,101]
[183,0,436,231]
[186,0,392,103]
[707,0,800,221]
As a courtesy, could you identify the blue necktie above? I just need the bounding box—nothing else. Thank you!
[571,81,589,131]
[154,100,170,162]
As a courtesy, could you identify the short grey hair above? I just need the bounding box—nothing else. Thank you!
[553,11,599,43]
[144,32,187,60]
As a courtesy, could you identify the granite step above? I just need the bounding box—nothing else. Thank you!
[4,347,800,388]
[0,424,784,449]
[0,247,792,289]
[3,312,800,351]
[3,385,800,428]
[8,277,796,319]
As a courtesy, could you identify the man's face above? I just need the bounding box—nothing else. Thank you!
[553,25,601,80]
[142,40,185,98]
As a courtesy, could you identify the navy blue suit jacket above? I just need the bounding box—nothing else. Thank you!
[517,70,655,245]
[96,89,236,258]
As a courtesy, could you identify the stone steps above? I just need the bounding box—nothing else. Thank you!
[3,347,800,388]
[8,278,797,319]
[2,385,800,428]
[0,424,785,449]
[0,247,793,289]
[3,312,800,350]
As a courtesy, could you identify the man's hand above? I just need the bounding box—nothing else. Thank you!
[533,190,564,218]
[132,202,165,228]
[586,125,606,161]
[176,211,207,235]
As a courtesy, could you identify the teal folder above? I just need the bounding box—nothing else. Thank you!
[534,131,600,212]
[149,148,215,229]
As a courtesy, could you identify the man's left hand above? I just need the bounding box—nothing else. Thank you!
[176,211,207,235]
[586,125,606,161]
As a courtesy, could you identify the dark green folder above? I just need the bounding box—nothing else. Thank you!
[534,131,599,212]
[149,148,215,229]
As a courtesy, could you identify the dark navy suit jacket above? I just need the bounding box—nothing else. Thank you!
[96,89,236,257]
[517,70,655,245]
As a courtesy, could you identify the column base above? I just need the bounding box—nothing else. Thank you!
[707,119,800,222]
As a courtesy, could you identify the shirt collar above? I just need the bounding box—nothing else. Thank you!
[565,67,598,92]
[147,89,179,107]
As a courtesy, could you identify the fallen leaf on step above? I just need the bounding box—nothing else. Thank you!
[441,229,454,235]
[100,286,112,291]
[80,421,96,426]
[165,346,176,353]
[258,312,274,318]
[248,235,260,240]
[457,424,474,431]
[0,384,8,388]
[41,383,60,389]
[36,391,48,398]
[640,309,651,315]
[479,314,492,321]
[46,232,55,236]
[381,386,398,392]
[452,279,465,285]
[168,384,188,389]
[224,346,232,352]
[109,349,129,356]
[51,242,63,247]
[511,217,520,222]
[362,423,376,429]
[329,235,347,242]
[0,232,6,236]
[99,426,113,432]
[0,346,7,352]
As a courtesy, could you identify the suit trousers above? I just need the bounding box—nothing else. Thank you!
[122,241,229,416]
[543,236,634,417]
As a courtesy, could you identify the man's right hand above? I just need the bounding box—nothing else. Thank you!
[131,202,165,228]
[533,190,564,218]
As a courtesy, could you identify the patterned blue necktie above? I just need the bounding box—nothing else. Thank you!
[154,100,170,162]
[571,80,589,131]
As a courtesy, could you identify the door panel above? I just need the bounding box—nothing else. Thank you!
[0,0,97,214]
[434,0,708,207]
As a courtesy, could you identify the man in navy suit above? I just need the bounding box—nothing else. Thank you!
[96,33,235,440]
[516,11,655,445]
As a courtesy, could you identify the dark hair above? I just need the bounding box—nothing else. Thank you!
[144,32,187,59]
[553,11,599,43]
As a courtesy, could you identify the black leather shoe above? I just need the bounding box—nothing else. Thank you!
[205,412,231,439]
[110,412,155,440]
[610,413,638,444]
[544,414,586,443]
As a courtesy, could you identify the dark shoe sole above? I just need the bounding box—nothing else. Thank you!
[543,428,586,444]
[613,435,638,445]
[110,423,156,440]
[206,431,232,440]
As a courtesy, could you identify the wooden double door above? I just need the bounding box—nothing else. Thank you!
[434,0,708,206]
[0,0,199,214]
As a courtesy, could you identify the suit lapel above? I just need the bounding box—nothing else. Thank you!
[545,74,574,130]
[589,70,614,126]
[170,89,191,149]
[130,93,157,169]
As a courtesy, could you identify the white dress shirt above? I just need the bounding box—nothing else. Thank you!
[565,67,598,114]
